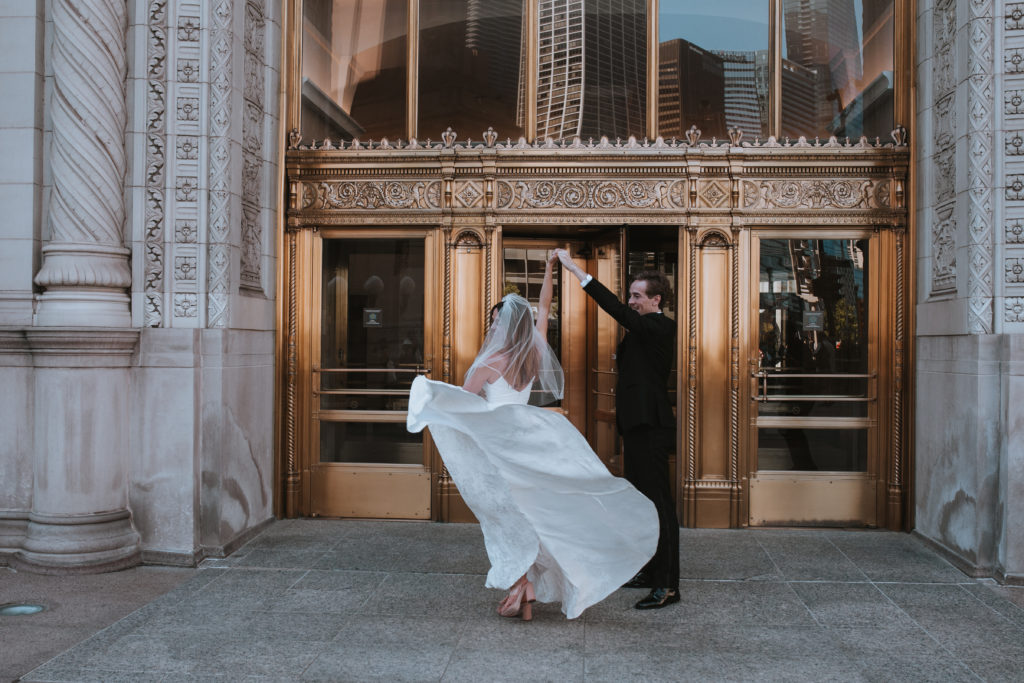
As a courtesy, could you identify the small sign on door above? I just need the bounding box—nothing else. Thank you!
[803,310,824,331]
[363,308,382,327]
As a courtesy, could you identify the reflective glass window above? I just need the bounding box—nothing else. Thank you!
[319,237,425,464]
[418,0,525,141]
[537,0,646,140]
[301,0,408,142]
[757,237,870,400]
[781,0,894,140]
[658,1,769,141]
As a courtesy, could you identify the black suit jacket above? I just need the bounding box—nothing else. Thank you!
[584,278,676,433]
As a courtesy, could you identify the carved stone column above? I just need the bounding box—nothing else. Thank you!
[12,0,141,573]
[33,0,131,327]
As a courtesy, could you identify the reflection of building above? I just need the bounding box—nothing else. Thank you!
[465,0,524,110]
[532,0,585,139]
[717,50,769,138]
[780,58,818,137]
[782,0,894,138]
[659,38,725,139]
[532,0,645,140]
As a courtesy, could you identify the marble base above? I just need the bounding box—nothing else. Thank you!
[11,510,141,574]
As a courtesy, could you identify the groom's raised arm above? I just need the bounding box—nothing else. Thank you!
[554,249,652,333]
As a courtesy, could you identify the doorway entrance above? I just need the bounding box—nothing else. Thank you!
[308,230,436,518]
[747,231,880,526]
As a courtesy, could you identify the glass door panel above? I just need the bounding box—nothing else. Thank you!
[749,232,877,527]
[311,233,432,519]
[319,237,427,464]
[755,237,871,472]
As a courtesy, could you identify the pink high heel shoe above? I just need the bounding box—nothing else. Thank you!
[498,577,536,621]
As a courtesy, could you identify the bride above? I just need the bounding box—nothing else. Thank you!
[407,253,658,620]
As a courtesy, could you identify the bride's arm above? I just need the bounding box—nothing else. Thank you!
[462,363,499,396]
[536,252,557,339]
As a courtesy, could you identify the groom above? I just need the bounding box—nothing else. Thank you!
[554,249,679,610]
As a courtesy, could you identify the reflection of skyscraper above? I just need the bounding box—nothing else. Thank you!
[717,50,769,137]
[532,0,585,139]
[658,39,725,139]
[581,0,646,138]
[782,0,862,134]
[530,0,645,140]
[466,0,524,107]
[781,58,818,136]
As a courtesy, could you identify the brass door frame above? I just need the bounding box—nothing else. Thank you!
[746,228,883,527]
[304,227,439,519]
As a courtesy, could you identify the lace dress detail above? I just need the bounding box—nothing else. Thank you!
[407,375,658,619]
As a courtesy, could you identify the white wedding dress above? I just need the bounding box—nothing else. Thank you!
[407,375,658,619]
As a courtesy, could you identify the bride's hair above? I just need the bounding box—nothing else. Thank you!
[494,295,539,389]
[465,293,563,406]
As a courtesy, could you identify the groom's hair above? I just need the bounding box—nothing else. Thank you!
[632,270,674,310]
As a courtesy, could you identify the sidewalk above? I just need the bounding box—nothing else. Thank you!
[5,521,1024,682]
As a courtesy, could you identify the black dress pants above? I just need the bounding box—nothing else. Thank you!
[622,426,679,589]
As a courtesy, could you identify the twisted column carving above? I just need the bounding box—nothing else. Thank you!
[35,0,131,326]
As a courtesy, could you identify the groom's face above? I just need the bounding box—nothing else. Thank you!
[628,280,661,315]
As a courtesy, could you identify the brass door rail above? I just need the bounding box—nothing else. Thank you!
[752,371,875,403]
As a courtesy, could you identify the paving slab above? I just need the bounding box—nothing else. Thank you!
[7,522,1024,682]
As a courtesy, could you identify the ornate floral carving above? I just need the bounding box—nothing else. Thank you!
[177,97,198,121]
[240,204,262,287]
[1008,175,1024,200]
[174,293,198,317]
[177,58,198,83]
[175,219,197,243]
[175,176,198,201]
[142,0,168,327]
[934,146,955,202]
[934,95,955,150]
[1007,48,1024,73]
[698,180,729,208]
[174,255,197,280]
[741,180,886,210]
[1007,89,1024,115]
[176,136,198,160]
[497,180,674,210]
[1008,218,1024,243]
[967,0,995,333]
[238,0,266,293]
[1006,297,1024,322]
[1008,3,1024,30]
[454,182,483,208]
[1007,258,1024,283]
[306,181,441,210]
[207,0,234,326]
[932,203,957,294]
[177,15,199,41]
[1007,131,1024,156]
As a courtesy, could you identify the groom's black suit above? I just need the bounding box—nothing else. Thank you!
[583,277,679,590]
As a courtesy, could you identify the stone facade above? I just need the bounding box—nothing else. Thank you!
[0,0,279,570]
[915,0,1024,583]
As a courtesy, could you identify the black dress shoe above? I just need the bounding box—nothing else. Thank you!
[623,571,652,589]
[634,587,680,610]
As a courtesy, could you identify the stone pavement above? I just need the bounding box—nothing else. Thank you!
[7,520,1024,682]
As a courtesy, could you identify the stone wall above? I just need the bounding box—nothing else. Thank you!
[0,0,280,570]
[915,0,1024,583]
